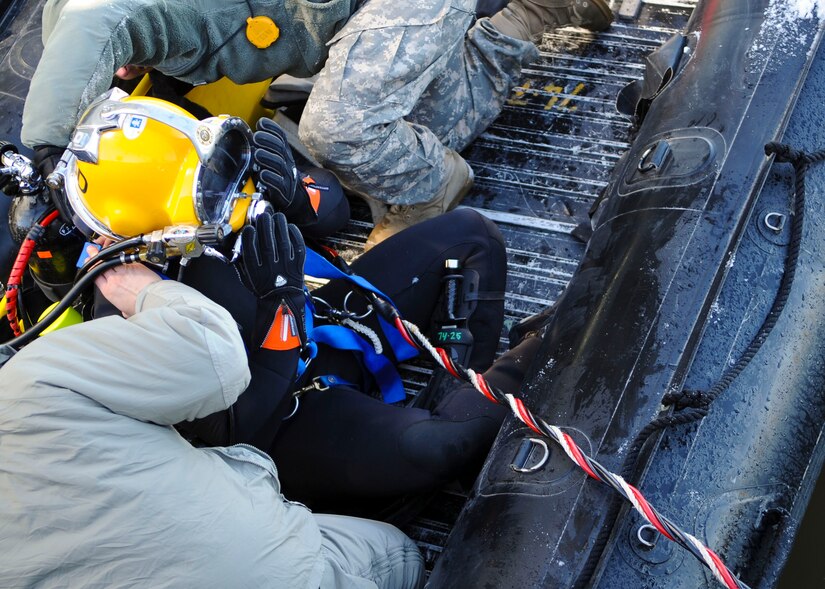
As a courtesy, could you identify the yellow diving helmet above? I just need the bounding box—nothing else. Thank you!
[50,88,265,239]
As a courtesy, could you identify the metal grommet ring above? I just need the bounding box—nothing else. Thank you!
[637,524,658,548]
[282,397,299,421]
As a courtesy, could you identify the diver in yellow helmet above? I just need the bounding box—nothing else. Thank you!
[49,88,349,244]
[61,97,542,515]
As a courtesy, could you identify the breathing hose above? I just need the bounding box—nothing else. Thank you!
[75,236,146,280]
[3,256,136,350]
[5,209,61,335]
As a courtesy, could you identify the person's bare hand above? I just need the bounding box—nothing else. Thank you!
[86,244,161,318]
[114,64,153,80]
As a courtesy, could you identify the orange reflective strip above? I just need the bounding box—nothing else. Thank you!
[261,303,301,351]
[302,175,322,213]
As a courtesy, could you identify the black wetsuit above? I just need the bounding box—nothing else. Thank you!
[100,209,525,510]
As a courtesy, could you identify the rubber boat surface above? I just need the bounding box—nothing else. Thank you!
[0,0,824,587]
[429,1,825,587]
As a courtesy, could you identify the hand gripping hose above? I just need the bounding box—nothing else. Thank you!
[3,255,138,350]
[392,314,750,589]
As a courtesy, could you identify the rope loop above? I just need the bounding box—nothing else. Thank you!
[662,388,711,410]
[765,141,805,164]
[765,141,825,168]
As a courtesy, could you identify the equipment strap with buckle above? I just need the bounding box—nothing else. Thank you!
[295,248,418,404]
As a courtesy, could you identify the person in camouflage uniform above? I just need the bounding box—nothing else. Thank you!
[22,0,612,247]
[299,0,612,248]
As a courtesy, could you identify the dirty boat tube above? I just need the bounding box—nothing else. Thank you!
[428,0,825,588]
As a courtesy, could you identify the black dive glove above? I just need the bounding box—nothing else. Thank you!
[0,142,20,196]
[237,211,308,347]
[252,118,318,226]
[33,145,74,223]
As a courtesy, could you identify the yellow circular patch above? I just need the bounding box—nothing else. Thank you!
[246,16,280,49]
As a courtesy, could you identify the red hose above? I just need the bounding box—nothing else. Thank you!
[5,209,60,336]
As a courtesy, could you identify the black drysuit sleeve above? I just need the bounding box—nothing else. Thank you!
[175,260,300,449]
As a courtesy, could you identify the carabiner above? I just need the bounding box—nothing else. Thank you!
[311,293,371,322]
[283,375,357,422]
[342,290,373,320]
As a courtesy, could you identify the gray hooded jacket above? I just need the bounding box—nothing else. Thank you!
[0,280,327,588]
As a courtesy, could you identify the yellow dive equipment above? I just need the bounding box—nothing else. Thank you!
[184,77,274,128]
[48,88,260,240]
[36,302,83,336]
[0,295,80,336]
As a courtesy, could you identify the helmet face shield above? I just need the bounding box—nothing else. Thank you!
[58,88,254,238]
[197,126,252,224]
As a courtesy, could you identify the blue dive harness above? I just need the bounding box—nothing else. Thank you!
[295,248,419,405]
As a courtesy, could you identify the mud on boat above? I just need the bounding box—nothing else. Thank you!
[1,0,824,587]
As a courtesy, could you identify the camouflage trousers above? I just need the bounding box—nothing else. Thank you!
[298,0,539,206]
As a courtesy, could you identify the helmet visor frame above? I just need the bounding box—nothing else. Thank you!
[63,89,254,237]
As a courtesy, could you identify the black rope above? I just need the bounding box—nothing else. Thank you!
[573,141,823,588]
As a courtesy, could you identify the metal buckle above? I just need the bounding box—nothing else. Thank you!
[282,377,329,421]
[311,293,373,322]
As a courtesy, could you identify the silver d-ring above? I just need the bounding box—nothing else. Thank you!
[637,524,658,548]
[311,296,332,319]
[342,291,373,320]
[764,211,786,233]
[511,437,550,473]
[282,397,300,421]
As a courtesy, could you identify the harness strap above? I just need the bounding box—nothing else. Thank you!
[305,249,393,304]
[298,248,418,403]
[311,324,406,403]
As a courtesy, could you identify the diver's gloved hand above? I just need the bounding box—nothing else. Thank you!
[237,211,307,346]
[33,145,74,223]
[252,118,318,227]
[0,142,20,196]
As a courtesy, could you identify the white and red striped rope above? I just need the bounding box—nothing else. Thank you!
[399,318,749,589]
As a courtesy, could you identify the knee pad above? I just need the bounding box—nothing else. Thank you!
[300,167,351,238]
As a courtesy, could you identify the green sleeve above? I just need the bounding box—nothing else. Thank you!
[22,0,210,148]
[23,0,355,148]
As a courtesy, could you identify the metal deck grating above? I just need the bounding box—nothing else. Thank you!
[387,8,696,570]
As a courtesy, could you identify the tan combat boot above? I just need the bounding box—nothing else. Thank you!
[490,0,614,41]
[364,149,474,251]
